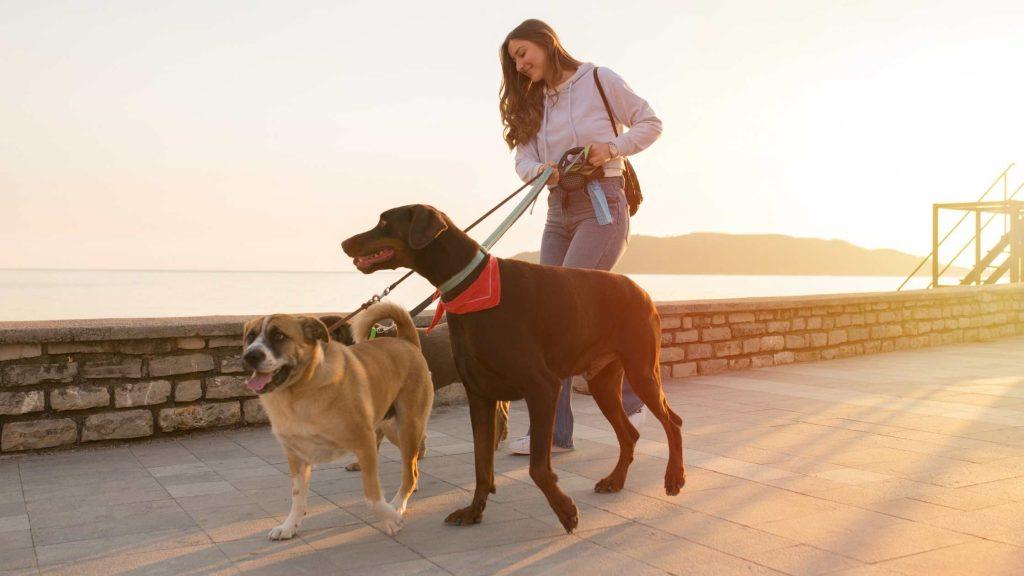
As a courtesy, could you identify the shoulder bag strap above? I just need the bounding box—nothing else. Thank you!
[592,68,619,137]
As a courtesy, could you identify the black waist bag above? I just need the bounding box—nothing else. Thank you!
[593,68,643,217]
[556,146,601,192]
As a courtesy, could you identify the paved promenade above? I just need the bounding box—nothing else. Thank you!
[2,337,1023,575]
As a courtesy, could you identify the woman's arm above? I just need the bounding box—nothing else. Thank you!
[599,68,662,157]
[514,139,545,182]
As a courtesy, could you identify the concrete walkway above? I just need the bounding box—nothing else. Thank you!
[2,338,1024,575]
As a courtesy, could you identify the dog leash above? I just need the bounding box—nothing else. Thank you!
[329,167,552,332]
[409,165,553,318]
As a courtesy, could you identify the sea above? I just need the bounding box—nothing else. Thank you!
[0,269,935,322]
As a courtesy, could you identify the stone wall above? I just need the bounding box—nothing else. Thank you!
[654,284,1023,379]
[1,285,1021,454]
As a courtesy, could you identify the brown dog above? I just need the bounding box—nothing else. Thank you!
[341,204,684,533]
[242,301,433,539]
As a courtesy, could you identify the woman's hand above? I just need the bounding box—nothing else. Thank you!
[542,161,560,186]
[587,142,614,166]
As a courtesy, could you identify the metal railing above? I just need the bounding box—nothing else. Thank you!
[898,164,1018,291]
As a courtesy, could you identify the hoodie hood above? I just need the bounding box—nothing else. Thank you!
[545,62,595,96]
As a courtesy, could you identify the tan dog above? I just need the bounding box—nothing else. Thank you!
[332,321,510,472]
[241,301,433,539]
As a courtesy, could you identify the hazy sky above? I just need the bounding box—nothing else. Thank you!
[3,0,1023,271]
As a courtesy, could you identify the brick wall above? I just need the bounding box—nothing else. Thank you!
[1,284,1022,454]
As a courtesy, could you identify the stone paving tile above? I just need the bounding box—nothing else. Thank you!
[33,527,212,568]
[827,566,907,576]
[754,507,979,563]
[743,544,863,575]
[146,462,212,477]
[875,539,1024,576]
[678,483,841,526]
[153,470,225,488]
[915,500,1024,539]
[21,478,169,506]
[640,510,798,557]
[429,535,668,576]
[30,500,196,547]
[395,516,564,557]
[0,490,24,507]
[0,514,30,533]
[0,568,39,576]
[361,559,453,576]
[165,480,238,499]
[26,498,180,530]
[578,523,786,576]
[216,534,340,575]
[0,547,36,572]
[172,489,261,513]
[300,523,424,570]
[38,544,237,576]
[0,530,33,552]
[907,484,1013,511]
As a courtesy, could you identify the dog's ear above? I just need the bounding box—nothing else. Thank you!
[241,318,261,344]
[319,315,354,345]
[301,317,331,343]
[408,205,448,250]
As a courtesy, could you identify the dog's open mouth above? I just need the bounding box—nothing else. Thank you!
[353,248,394,270]
[245,365,292,394]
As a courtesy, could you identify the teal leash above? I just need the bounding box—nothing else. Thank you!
[480,166,553,250]
[410,165,554,316]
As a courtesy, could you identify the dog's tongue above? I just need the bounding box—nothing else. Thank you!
[246,372,272,392]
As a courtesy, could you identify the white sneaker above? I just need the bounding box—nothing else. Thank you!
[509,435,573,455]
[628,407,647,432]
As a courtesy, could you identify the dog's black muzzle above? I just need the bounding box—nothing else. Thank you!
[243,348,265,370]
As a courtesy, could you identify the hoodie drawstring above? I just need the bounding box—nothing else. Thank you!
[568,87,579,147]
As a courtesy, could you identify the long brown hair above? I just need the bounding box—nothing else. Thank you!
[499,19,581,150]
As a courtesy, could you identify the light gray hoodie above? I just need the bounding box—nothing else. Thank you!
[514,62,662,182]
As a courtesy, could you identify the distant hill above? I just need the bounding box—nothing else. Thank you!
[509,233,966,277]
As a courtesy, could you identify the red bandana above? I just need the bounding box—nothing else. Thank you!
[427,255,501,332]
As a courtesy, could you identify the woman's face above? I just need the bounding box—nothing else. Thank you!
[507,39,547,84]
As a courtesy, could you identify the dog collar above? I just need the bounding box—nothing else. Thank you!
[437,249,488,295]
[428,254,501,333]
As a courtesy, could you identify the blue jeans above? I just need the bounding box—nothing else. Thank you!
[532,176,644,448]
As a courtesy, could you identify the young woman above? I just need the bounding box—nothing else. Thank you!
[500,19,663,454]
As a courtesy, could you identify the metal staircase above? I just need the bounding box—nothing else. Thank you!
[898,164,1024,290]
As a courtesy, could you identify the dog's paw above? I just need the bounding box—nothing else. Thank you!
[369,499,404,536]
[345,461,362,472]
[389,496,408,518]
[444,505,483,526]
[268,523,298,540]
[381,516,404,536]
[664,466,686,496]
[554,498,579,534]
[594,475,625,493]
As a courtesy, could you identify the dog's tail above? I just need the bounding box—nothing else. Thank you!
[349,300,421,348]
